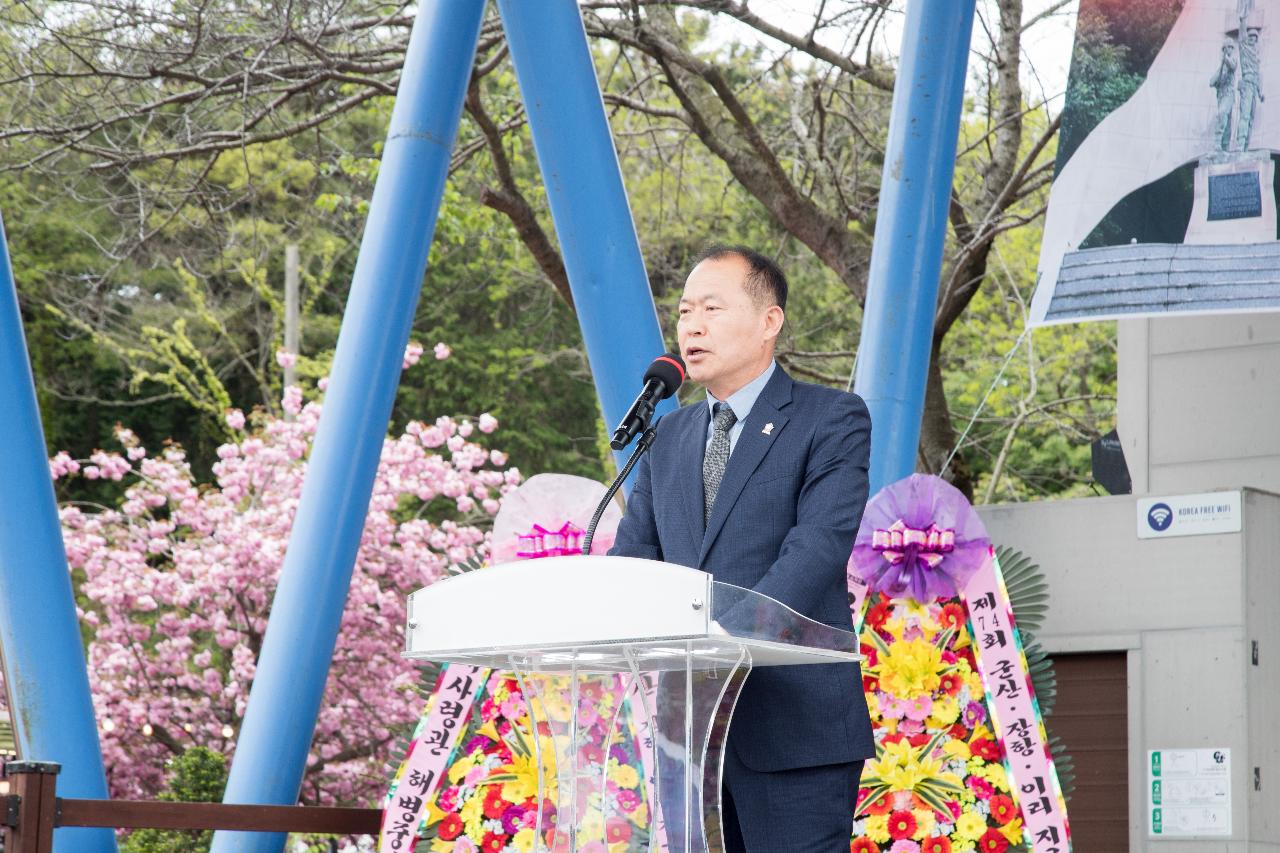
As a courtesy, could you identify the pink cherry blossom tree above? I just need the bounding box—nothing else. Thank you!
[16,365,520,805]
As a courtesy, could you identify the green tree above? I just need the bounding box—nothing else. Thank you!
[120,747,227,853]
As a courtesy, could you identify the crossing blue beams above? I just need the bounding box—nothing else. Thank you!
[210,2,488,850]
[496,0,673,475]
[0,212,116,851]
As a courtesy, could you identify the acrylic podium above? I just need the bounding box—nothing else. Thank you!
[403,555,861,853]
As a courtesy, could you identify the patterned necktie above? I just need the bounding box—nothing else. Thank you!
[703,402,738,524]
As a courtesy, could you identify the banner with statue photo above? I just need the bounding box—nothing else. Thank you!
[1031,0,1280,325]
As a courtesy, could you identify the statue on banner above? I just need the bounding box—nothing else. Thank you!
[1212,39,1238,151]
[1235,19,1265,150]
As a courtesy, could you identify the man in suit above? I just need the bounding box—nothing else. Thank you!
[609,245,874,852]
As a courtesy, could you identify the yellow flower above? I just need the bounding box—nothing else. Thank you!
[877,637,944,697]
[864,814,891,843]
[976,762,1009,792]
[512,829,536,852]
[632,803,649,828]
[999,817,1024,845]
[928,697,961,727]
[447,754,475,784]
[501,747,556,802]
[461,794,485,839]
[911,808,936,839]
[429,839,454,852]
[608,762,640,789]
[580,811,604,838]
[609,843,630,853]
[943,739,971,761]
[955,811,987,842]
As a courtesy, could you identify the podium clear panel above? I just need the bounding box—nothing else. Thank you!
[404,557,860,853]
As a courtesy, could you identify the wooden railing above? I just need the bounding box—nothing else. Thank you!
[1,761,381,853]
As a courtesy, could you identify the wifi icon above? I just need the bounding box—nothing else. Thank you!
[1147,503,1174,531]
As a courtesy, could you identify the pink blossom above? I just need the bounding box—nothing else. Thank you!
[275,349,297,369]
[19,383,517,804]
[478,413,498,434]
[282,386,304,416]
[904,694,932,722]
[402,341,423,369]
[433,342,451,360]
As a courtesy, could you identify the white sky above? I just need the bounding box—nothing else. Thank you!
[705,0,1080,110]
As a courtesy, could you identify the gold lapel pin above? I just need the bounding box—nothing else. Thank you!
[762,423,774,435]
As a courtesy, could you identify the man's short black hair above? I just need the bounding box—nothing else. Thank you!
[691,244,788,311]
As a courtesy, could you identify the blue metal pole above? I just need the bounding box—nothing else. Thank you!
[853,0,977,494]
[496,0,673,476]
[0,212,116,852]
[210,2,486,850]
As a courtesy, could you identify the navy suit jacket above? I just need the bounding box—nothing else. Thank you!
[609,366,875,771]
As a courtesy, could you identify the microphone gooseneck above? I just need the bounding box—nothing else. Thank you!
[583,425,657,556]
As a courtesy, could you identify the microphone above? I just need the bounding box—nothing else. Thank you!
[609,353,685,450]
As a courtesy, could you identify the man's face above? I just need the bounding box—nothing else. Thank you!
[1248,29,1259,46]
[677,255,783,399]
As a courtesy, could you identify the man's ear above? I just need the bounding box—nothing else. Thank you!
[763,305,785,340]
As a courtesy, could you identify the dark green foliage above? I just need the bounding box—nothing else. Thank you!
[119,747,228,853]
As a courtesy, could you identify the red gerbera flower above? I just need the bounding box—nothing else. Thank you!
[866,600,893,629]
[437,813,464,841]
[970,737,1002,761]
[989,794,1018,825]
[481,831,509,853]
[921,837,953,853]
[482,785,508,819]
[850,838,881,853]
[978,827,1010,853]
[863,792,893,816]
[887,809,918,840]
[606,818,633,843]
[938,671,963,696]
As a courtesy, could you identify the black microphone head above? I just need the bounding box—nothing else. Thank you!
[643,353,686,399]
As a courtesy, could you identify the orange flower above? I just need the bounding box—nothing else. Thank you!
[989,794,1018,825]
[940,602,967,630]
[850,838,881,853]
[921,837,953,853]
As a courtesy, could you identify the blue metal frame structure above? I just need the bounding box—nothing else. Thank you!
[209,3,489,850]
[853,0,978,494]
[497,0,673,472]
[0,214,116,852]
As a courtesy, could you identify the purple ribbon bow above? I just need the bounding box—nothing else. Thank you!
[850,474,990,603]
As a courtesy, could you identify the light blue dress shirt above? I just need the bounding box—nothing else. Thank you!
[704,360,777,455]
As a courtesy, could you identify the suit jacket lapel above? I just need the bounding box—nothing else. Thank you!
[678,402,710,546]
[699,368,794,566]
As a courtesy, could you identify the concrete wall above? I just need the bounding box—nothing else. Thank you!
[976,490,1280,850]
[1118,313,1280,496]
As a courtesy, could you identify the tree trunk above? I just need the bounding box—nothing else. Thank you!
[919,343,974,499]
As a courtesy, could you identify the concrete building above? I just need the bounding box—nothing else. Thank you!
[976,313,1280,851]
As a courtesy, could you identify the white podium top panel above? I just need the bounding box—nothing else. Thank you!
[403,556,861,672]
